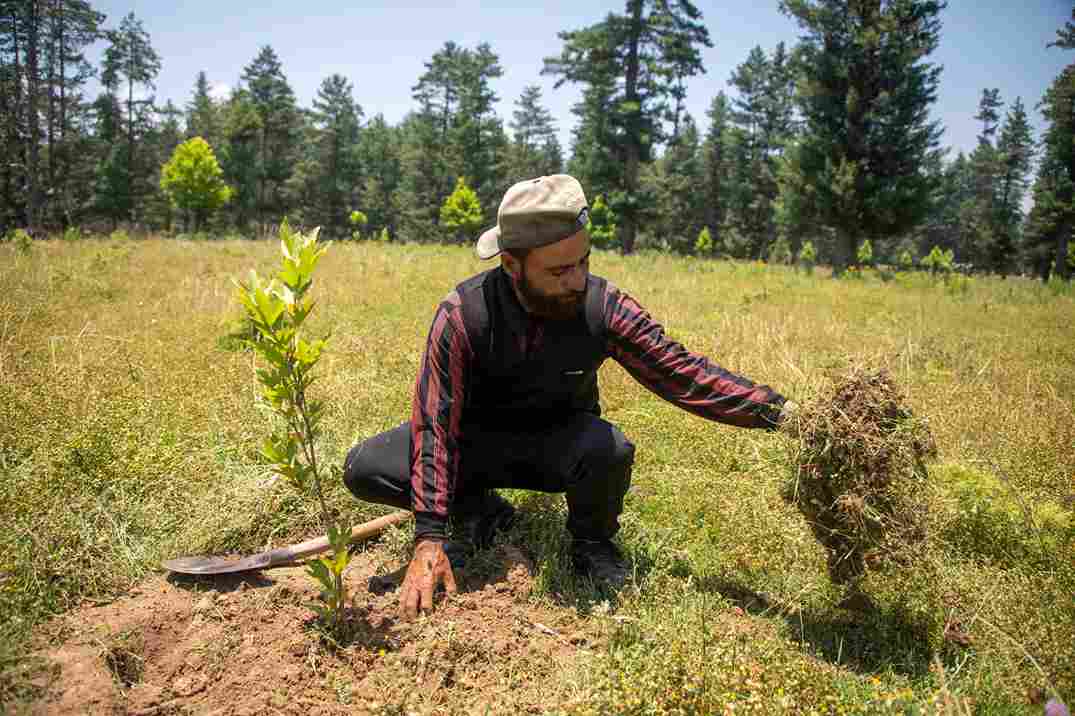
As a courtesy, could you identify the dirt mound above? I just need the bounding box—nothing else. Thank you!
[31,545,597,715]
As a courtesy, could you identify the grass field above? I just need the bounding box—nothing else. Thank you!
[1,235,1073,714]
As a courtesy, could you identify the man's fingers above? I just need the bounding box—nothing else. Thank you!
[401,580,419,620]
[420,576,435,613]
[442,564,458,594]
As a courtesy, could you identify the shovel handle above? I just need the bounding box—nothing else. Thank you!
[271,510,412,566]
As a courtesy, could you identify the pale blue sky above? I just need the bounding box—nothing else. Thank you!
[89,1,1072,163]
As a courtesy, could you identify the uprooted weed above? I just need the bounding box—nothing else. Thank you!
[782,366,937,585]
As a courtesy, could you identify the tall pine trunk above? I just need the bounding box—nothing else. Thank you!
[57,0,69,227]
[126,59,135,225]
[0,31,12,229]
[25,0,41,232]
[620,0,643,255]
[1057,218,1071,281]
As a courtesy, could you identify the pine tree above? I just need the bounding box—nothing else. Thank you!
[0,0,102,231]
[145,98,184,229]
[186,70,222,149]
[778,0,946,273]
[90,90,127,228]
[452,43,504,220]
[218,89,261,231]
[357,113,402,239]
[409,40,464,212]
[101,11,160,225]
[544,0,712,254]
[1031,66,1075,281]
[564,46,621,202]
[701,92,733,250]
[728,45,787,256]
[508,85,560,179]
[962,88,1004,269]
[42,0,103,228]
[397,106,445,242]
[240,45,300,232]
[916,151,972,260]
[642,114,703,253]
[309,73,363,238]
[990,96,1034,275]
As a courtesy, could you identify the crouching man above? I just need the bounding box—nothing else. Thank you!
[342,175,796,620]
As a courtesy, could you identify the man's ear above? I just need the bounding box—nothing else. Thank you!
[501,253,522,280]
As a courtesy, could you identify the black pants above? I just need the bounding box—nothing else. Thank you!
[342,413,635,541]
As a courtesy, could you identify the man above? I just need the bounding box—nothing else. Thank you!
[343,175,796,620]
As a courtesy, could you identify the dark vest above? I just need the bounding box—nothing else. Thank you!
[457,267,609,431]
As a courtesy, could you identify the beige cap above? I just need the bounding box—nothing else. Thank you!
[475,174,589,260]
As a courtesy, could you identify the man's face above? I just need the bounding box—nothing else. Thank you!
[505,229,591,320]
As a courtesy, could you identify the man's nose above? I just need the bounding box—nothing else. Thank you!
[566,266,587,292]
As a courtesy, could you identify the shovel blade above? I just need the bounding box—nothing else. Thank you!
[162,551,274,575]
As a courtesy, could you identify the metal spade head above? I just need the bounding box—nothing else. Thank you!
[162,550,279,575]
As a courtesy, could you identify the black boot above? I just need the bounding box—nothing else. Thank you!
[571,538,628,588]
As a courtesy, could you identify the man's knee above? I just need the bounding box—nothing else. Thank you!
[579,418,635,473]
[341,427,411,509]
[342,442,372,494]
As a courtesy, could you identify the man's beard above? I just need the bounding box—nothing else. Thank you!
[516,268,586,320]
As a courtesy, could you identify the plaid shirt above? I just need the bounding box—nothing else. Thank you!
[410,274,787,538]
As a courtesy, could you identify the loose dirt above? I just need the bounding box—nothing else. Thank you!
[29,545,599,715]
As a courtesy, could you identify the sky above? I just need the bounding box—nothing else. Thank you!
[86,0,1074,165]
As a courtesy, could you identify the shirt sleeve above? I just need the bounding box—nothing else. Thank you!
[410,291,472,539]
[602,283,786,429]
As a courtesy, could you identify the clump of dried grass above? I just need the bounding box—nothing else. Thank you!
[783,367,937,584]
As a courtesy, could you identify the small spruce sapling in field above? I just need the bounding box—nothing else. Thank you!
[798,240,817,275]
[349,210,368,240]
[694,227,713,256]
[898,248,915,271]
[768,236,793,265]
[7,228,34,254]
[922,245,954,277]
[856,239,874,271]
[234,221,352,634]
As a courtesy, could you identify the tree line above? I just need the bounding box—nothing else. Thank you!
[2,0,1072,279]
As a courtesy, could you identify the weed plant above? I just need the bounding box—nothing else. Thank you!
[781,367,936,584]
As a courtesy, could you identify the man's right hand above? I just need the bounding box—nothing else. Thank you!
[399,538,457,620]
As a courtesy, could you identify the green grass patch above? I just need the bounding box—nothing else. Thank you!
[1,238,1073,712]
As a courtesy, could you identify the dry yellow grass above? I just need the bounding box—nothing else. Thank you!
[1,236,1072,713]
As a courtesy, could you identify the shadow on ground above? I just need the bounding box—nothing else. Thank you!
[695,572,939,678]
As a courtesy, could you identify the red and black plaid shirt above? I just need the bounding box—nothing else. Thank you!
[410,274,787,538]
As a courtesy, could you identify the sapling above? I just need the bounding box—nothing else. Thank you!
[234,220,352,633]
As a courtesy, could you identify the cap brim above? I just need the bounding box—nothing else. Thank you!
[475,226,501,260]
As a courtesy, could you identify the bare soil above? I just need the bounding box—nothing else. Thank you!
[29,545,599,715]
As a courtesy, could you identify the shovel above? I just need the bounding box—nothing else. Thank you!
[162,510,412,575]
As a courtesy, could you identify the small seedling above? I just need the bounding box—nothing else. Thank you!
[234,220,352,635]
[8,228,33,255]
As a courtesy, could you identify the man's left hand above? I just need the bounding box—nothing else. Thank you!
[399,538,457,620]
[778,400,801,438]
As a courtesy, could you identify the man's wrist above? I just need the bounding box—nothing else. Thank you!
[414,510,449,541]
